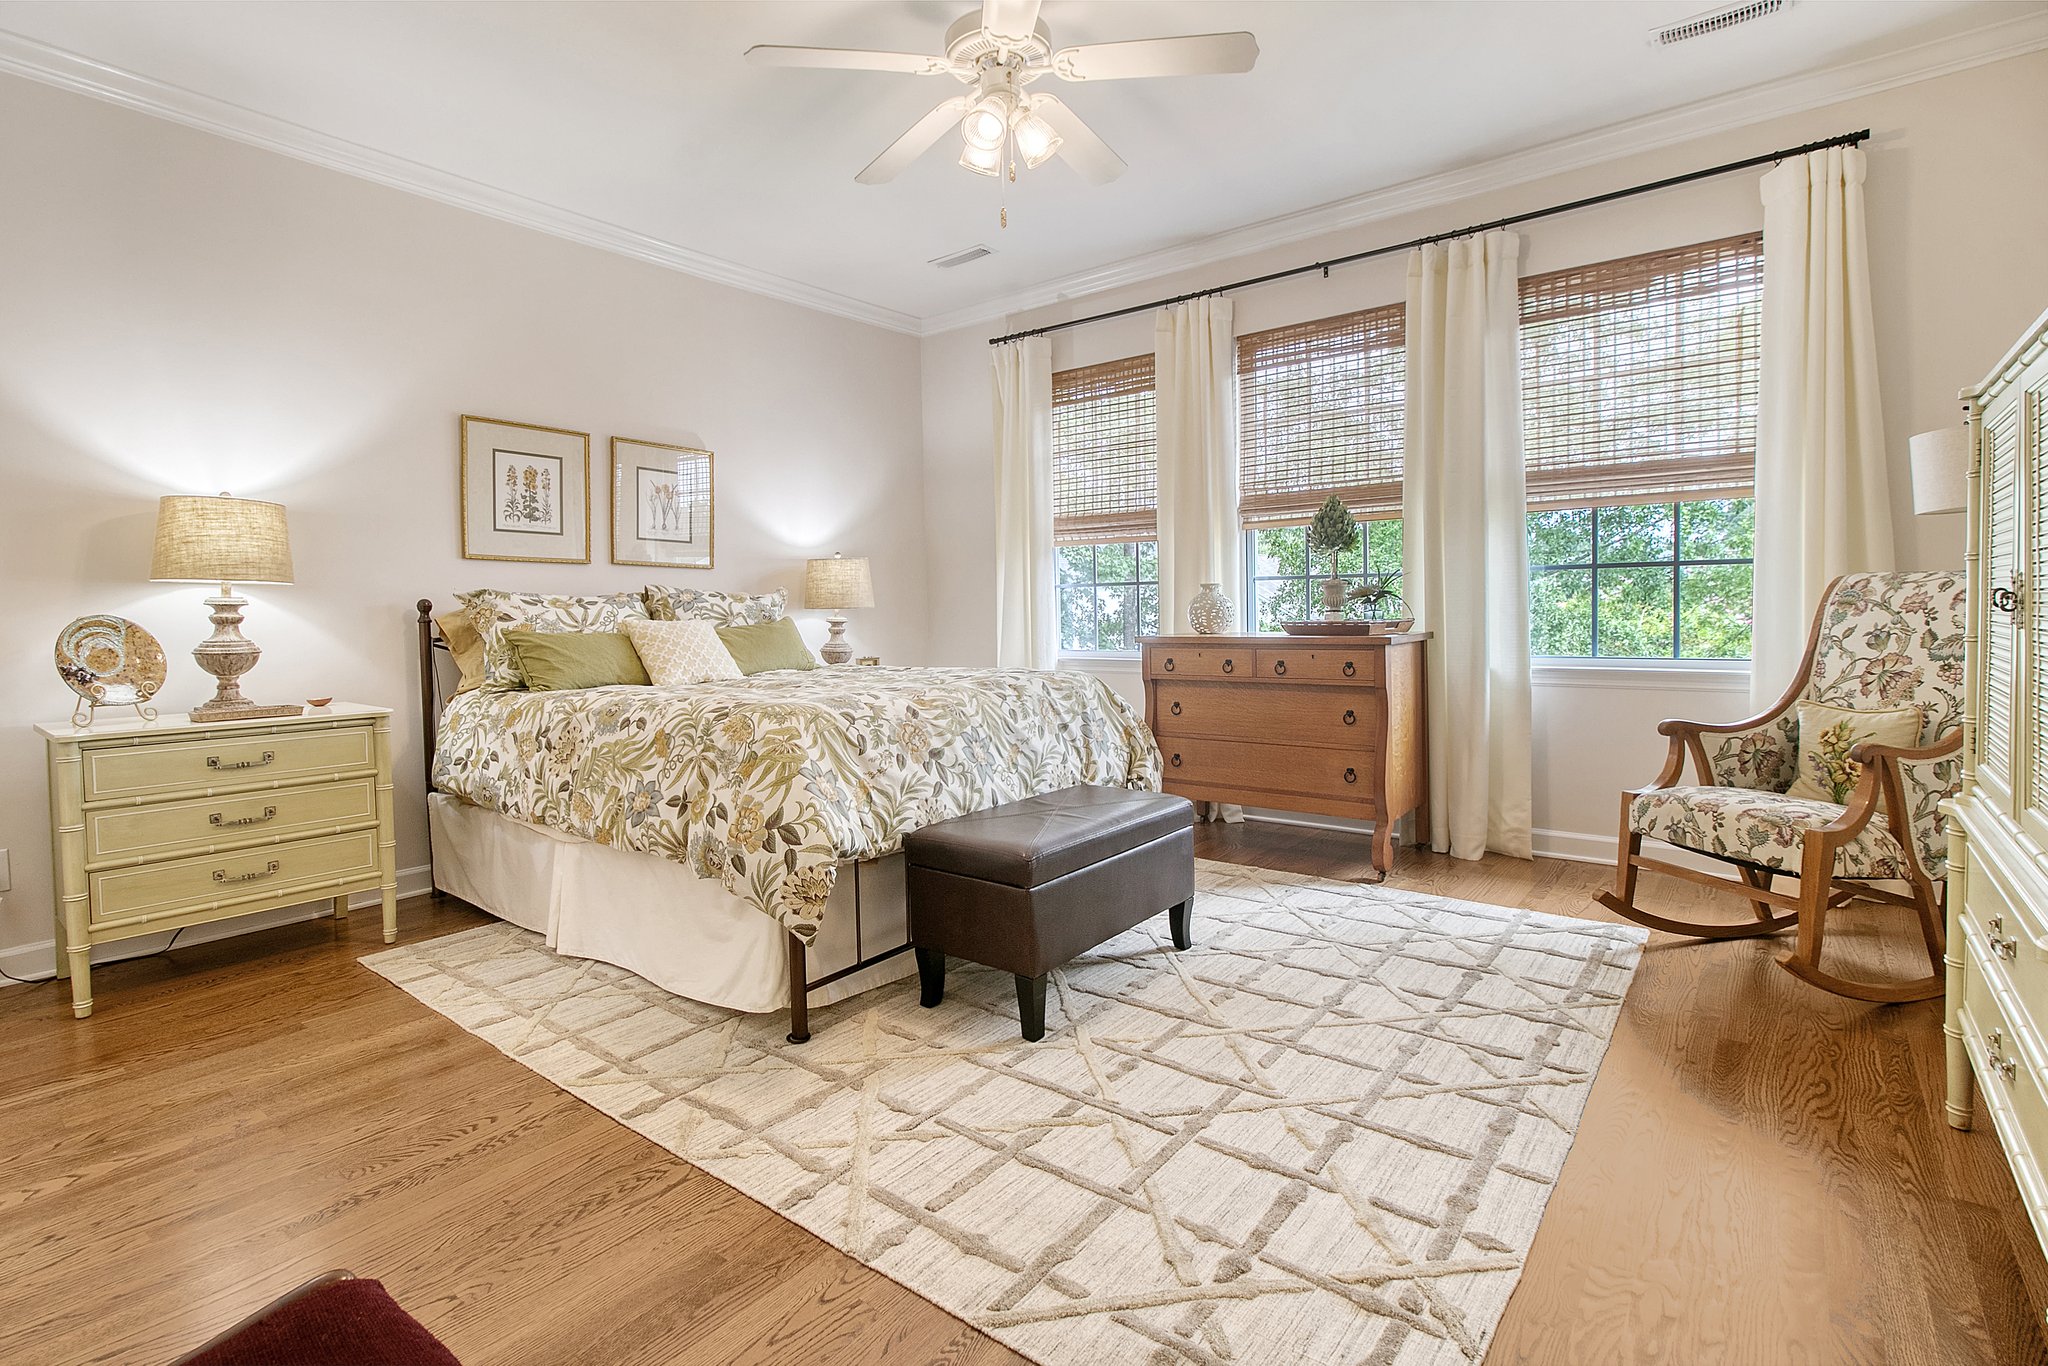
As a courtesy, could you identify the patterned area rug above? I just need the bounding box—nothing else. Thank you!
[363,859,1645,1365]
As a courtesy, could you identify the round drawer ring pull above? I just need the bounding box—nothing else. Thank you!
[1170,753,1182,768]
[1273,659,1287,676]
[1222,659,1235,674]
[1343,767,1357,784]
[1169,701,1183,716]
[1342,709,1356,726]
[1342,661,1356,677]
[1163,658,1176,672]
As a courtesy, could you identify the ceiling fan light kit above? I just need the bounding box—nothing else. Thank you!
[746,0,1256,188]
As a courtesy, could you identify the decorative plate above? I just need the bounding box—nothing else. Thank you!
[55,615,167,707]
[1279,619,1415,636]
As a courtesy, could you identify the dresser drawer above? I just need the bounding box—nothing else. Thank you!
[1146,646,1254,680]
[1253,647,1384,685]
[88,828,381,928]
[81,726,375,803]
[1155,683,1380,748]
[84,779,379,866]
[1161,737,1378,810]
[1961,931,2048,1177]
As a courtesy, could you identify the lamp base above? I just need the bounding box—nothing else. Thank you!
[188,590,302,722]
[819,613,853,665]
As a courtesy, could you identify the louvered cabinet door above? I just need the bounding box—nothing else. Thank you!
[2025,365,2048,846]
[1980,391,2025,816]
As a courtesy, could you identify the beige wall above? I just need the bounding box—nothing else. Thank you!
[920,46,2048,853]
[0,75,928,973]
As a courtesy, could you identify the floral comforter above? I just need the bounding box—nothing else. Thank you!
[433,667,1162,942]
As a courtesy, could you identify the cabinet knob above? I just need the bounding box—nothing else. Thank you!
[1342,709,1356,726]
[1272,659,1287,676]
[1342,660,1357,677]
[1343,767,1357,784]
[1169,701,1182,717]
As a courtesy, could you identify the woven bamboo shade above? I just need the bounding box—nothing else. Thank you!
[803,554,874,610]
[1519,232,1762,509]
[1237,302,1406,528]
[150,493,294,584]
[1053,354,1157,544]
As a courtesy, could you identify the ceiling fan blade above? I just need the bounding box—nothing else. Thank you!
[1031,95,1125,185]
[745,45,953,75]
[856,96,972,185]
[981,0,1043,44]
[1051,32,1259,81]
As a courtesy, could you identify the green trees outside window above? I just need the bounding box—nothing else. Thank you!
[1057,542,1160,652]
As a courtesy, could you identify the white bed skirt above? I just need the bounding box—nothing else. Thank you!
[428,793,915,1014]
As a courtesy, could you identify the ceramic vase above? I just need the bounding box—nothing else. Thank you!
[1188,583,1234,634]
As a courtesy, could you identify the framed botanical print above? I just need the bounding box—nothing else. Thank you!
[460,415,591,563]
[612,437,714,570]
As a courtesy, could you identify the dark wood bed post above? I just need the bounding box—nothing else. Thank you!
[786,933,810,1044]
[416,599,439,887]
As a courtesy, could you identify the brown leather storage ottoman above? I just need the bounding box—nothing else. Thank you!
[905,785,1197,1041]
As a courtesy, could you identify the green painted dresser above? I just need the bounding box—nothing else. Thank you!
[36,704,398,1017]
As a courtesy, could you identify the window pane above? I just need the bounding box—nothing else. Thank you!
[1096,541,1137,583]
[1095,585,1133,651]
[1528,508,1593,567]
[1679,497,1755,561]
[1059,586,1094,653]
[1597,565,1676,657]
[1595,503,1676,564]
[1255,577,1307,633]
[1139,584,1160,638]
[1680,563,1753,659]
[1364,519,1404,576]
[1136,540,1159,580]
[1333,521,1366,575]
[1255,526,1305,577]
[1530,568,1593,657]
[1057,544,1094,586]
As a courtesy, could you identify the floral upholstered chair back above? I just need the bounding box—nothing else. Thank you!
[1709,571,1967,876]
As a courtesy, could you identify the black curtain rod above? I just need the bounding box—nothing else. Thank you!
[987,127,1869,347]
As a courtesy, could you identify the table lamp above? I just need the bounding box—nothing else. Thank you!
[1908,426,1970,515]
[151,492,302,720]
[804,552,874,665]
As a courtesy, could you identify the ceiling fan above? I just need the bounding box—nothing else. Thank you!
[745,0,1258,186]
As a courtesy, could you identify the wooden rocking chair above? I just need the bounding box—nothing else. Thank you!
[1598,571,1966,1002]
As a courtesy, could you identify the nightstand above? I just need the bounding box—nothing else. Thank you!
[37,704,398,1017]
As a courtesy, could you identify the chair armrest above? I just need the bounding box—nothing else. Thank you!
[1847,729,1962,766]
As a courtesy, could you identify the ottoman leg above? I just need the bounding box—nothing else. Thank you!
[1170,898,1194,951]
[916,947,946,1007]
[1016,973,1048,1042]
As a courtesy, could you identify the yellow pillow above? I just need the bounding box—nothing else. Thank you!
[1785,702,1922,805]
[436,611,488,694]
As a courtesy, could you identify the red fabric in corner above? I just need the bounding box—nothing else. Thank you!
[182,1278,461,1366]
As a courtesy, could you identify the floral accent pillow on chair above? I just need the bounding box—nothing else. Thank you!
[1783,701,1923,805]
[643,585,787,627]
[458,590,650,691]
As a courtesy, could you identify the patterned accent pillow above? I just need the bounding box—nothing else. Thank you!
[1784,702,1922,805]
[644,585,787,627]
[434,611,487,695]
[622,618,742,687]
[458,590,650,691]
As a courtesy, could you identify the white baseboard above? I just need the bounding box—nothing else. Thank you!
[1238,810,1729,877]
[0,863,433,986]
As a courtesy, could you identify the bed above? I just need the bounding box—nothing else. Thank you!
[413,600,1162,1039]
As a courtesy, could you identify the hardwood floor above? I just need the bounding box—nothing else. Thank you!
[1,826,2043,1365]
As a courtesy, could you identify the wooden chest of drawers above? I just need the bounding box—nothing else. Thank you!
[37,705,398,1017]
[1138,633,1428,878]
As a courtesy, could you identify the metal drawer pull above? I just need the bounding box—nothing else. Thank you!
[1163,658,1176,672]
[1342,660,1356,677]
[210,806,278,829]
[1997,936,2021,961]
[1271,659,1286,676]
[1169,701,1182,717]
[213,860,280,885]
[207,750,275,771]
[1222,658,1235,674]
[1343,767,1357,784]
[1342,709,1356,726]
[1170,753,1182,768]
[1987,1030,2020,1084]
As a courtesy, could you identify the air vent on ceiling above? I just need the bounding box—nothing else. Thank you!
[929,244,994,269]
[1651,0,1786,46]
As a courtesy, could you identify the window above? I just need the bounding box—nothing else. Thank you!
[1519,234,1763,660]
[1053,355,1157,652]
[1237,303,1406,631]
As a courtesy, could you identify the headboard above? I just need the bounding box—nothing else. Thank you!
[415,599,449,793]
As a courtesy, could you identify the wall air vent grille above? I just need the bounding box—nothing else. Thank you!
[1652,0,1786,45]
[930,244,994,269]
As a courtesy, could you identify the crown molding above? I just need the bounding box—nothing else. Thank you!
[0,30,925,335]
[916,7,2048,337]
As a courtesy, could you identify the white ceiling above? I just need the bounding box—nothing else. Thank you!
[0,0,2042,332]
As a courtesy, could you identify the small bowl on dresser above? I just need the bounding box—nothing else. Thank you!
[305,696,334,709]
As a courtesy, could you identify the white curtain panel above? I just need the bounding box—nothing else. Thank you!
[990,336,1057,670]
[1154,296,1244,633]
[1752,146,1896,706]
[1402,230,1534,861]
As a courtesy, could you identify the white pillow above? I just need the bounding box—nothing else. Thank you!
[623,618,742,686]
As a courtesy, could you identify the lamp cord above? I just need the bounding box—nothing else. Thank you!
[0,925,189,986]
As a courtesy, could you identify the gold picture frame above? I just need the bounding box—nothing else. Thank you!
[460,414,591,564]
[612,436,714,570]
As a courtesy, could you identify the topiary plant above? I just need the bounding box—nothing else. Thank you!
[1305,494,1360,576]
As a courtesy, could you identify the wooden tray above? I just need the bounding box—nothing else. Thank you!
[1279,619,1414,636]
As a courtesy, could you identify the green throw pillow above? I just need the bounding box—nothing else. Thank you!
[505,630,651,691]
[716,617,818,675]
